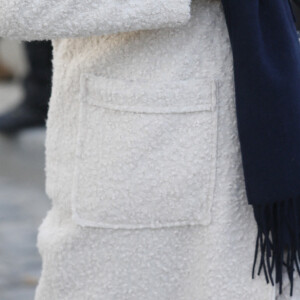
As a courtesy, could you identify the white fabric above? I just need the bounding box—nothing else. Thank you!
[72,74,218,229]
[0,0,191,40]
[0,0,298,298]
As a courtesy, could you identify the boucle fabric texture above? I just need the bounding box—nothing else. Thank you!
[0,0,297,298]
[73,74,218,229]
[0,0,191,40]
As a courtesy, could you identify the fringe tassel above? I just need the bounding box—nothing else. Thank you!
[252,198,300,296]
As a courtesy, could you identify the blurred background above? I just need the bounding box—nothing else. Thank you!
[0,3,299,300]
[0,40,52,300]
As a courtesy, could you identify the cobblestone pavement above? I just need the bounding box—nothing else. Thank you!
[0,82,50,300]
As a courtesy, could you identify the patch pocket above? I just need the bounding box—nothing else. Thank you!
[72,74,219,229]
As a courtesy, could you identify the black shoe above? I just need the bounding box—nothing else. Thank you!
[0,103,46,134]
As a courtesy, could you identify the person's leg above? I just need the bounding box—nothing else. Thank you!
[0,41,52,134]
[22,41,52,115]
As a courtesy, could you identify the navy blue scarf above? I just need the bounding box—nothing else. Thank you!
[221,0,300,295]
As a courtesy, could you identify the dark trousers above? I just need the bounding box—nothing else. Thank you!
[23,41,52,115]
[291,0,300,30]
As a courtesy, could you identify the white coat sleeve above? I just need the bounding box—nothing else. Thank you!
[0,0,191,40]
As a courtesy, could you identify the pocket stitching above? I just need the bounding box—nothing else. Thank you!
[71,74,219,229]
[83,73,215,113]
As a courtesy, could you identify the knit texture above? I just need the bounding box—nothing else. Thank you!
[222,0,300,295]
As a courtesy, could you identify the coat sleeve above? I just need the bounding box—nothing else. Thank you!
[0,0,191,40]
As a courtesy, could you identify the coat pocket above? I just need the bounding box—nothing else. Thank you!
[71,74,219,229]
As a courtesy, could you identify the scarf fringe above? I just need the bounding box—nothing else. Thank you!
[252,198,300,296]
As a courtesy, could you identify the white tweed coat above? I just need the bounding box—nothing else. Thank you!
[0,0,298,299]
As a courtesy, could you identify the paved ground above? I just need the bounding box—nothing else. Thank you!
[0,82,50,300]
